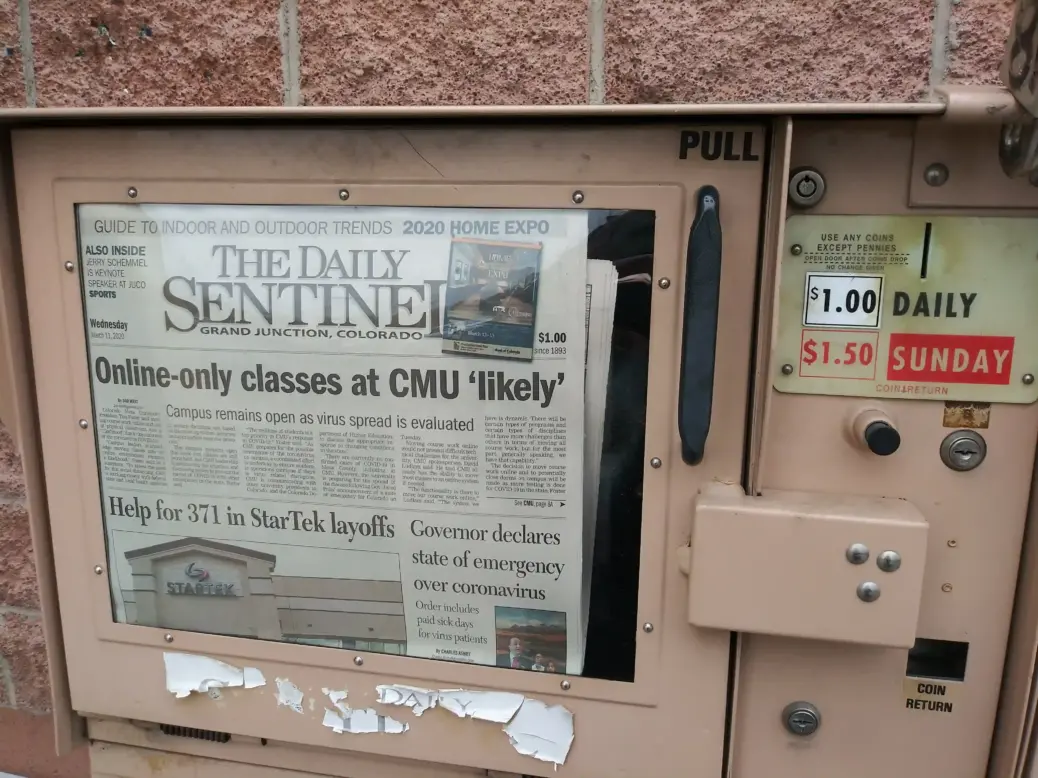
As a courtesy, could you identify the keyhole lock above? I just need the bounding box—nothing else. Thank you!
[782,701,821,736]
[788,168,826,208]
[940,430,987,472]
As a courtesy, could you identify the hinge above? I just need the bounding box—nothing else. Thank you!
[999,0,1038,180]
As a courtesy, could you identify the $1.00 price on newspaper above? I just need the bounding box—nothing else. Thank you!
[78,202,590,675]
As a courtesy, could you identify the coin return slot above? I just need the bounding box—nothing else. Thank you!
[906,637,968,681]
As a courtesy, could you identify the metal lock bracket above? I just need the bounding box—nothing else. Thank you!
[1001,0,1038,180]
[682,484,928,648]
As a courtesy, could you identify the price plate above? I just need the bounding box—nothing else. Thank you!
[803,273,883,329]
[773,215,1038,403]
[799,330,879,380]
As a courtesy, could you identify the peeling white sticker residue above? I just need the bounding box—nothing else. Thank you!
[374,684,573,763]
[275,677,304,713]
[322,688,348,707]
[437,690,525,723]
[322,688,407,734]
[375,684,523,723]
[503,698,574,767]
[244,667,266,689]
[162,652,266,699]
[376,684,438,715]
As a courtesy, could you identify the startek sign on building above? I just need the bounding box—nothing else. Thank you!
[773,215,1038,404]
[166,562,237,596]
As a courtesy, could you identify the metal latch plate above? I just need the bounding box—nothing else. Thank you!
[687,486,928,648]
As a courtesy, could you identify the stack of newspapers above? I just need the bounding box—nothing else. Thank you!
[581,258,619,636]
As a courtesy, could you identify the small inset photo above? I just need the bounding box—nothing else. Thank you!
[494,606,567,674]
[441,238,543,361]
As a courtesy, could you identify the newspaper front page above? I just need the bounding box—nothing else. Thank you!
[78,203,589,675]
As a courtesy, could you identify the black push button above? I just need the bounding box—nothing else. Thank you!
[864,421,901,456]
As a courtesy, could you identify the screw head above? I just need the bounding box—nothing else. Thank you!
[650,457,662,469]
[846,543,869,564]
[93,565,104,575]
[947,539,958,548]
[942,583,953,592]
[78,419,89,429]
[571,191,584,204]
[877,550,901,572]
[657,277,671,289]
[560,680,571,691]
[64,261,75,272]
[127,186,138,199]
[1024,373,1035,385]
[354,656,364,666]
[857,581,881,602]
[164,633,174,643]
[790,244,803,255]
[338,189,350,201]
[643,622,654,633]
[924,163,949,187]
[781,363,794,375]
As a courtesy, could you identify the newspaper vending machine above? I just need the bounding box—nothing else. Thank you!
[9,53,1038,778]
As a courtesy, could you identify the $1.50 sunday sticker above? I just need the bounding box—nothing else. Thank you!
[773,216,1038,403]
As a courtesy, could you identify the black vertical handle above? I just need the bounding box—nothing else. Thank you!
[678,186,722,465]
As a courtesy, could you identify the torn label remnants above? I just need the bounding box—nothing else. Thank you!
[163,651,266,698]
[322,687,408,734]
[275,678,305,713]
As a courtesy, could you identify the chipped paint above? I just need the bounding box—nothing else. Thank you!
[162,651,266,699]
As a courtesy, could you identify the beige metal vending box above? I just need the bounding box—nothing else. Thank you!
[4,89,1038,778]
[9,116,769,778]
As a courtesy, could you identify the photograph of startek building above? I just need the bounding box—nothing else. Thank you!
[119,536,407,654]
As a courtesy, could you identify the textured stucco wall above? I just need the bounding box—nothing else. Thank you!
[0,0,1017,108]
[0,0,1020,776]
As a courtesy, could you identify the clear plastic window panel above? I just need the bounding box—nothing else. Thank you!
[77,204,653,681]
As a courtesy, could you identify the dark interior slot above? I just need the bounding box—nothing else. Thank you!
[920,221,933,279]
[906,637,969,681]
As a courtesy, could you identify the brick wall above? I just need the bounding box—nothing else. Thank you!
[0,423,86,778]
[0,0,1020,776]
[0,0,1019,108]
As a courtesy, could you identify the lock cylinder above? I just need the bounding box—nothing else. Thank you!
[940,430,987,471]
[851,409,901,456]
